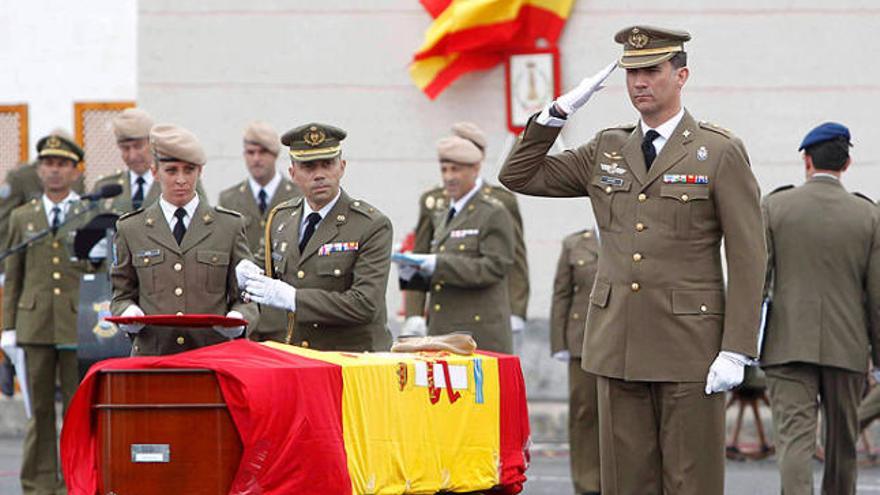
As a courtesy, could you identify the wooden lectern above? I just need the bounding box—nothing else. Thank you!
[95,369,242,494]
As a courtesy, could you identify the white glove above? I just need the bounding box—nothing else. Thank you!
[1,330,16,359]
[510,315,526,333]
[401,316,427,336]
[410,254,437,276]
[552,350,571,362]
[244,274,297,312]
[871,369,880,384]
[213,310,245,339]
[88,238,109,259]
[119,305,145,334]
[705,351,750,394]
[554,60,618,116]
[235,259,264,288]
[398,264,418,282]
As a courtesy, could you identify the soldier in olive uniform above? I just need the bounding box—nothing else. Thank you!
[111,124,258,356]
[92,108,207,215]
[395,136,515,353]
[239,123,393,351]
[3,134,89,494]
[402,122,530,344]
[550,228,600,495]
[762,123,880,494]
[499,26,766,494]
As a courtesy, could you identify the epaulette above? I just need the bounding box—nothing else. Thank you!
[118,207,145,221]
[605,122,637,131]
[854,192,875,204]
[350,199,380,218]
[698,121,733,138]
[422,187,448,210]
[29,198,39,205]
[480,194,504,208]
[273,197,301,213]
[214,205,242,217]
[769,184,795,195]
[484,184,514,199]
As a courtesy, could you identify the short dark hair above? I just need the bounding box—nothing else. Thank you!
[670,51,688,69]
[805,137,850,171]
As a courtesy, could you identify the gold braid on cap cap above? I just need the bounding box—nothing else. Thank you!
[623,46,684,57]
[41,149,81,162]
[289,145,341,158]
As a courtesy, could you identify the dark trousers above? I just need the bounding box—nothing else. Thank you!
[569,358,600,493]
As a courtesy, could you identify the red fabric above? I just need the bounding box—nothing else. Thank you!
[477,350,531,493]
[414,5,568,61]
[61,341,351,495]
[104,313,249,327]
[420,0,452,18]
[422,52,504,99]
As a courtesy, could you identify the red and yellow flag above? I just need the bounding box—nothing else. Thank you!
[410,0,574,99]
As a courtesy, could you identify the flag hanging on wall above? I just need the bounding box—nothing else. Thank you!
[410,0,574,99]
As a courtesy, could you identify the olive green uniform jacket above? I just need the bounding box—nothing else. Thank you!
[500,110,766,382]
[762,176,880,372]
[405,183,529,319]
[110,200,258,356]
[551,229,600,357]
[91,170,208,215]
[261,191,393,351]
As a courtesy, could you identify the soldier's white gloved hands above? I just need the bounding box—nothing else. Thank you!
[401,316,427,336]
[510,315,526,333]
[235,259,264,288]
[244,274,297,312]
[398,264,418,282]
[552,350,571,363]
[555,60,618,116]
[408,254,437,276]
[0,330,16,360]
[88,238,109,259]
[705,351,750,394]
[119,305,145,334]
[213,310,245,339]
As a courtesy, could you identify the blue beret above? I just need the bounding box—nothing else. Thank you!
[799,122,851,151]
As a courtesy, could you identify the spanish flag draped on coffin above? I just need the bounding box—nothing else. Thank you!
[410,0,574,99]
[61,340,530,494]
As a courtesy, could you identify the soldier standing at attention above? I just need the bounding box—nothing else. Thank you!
[551,228,601,495]
[402,122,530,346]
[219,122,299,342]
[3,134,88,494]
[394,136,516,353]
[111,124,258,355]
[762,122,880,494]
[499,26,766,493]
[238,123,393,351]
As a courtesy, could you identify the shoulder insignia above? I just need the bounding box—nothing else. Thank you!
[350,199,379,218]
[854,192,875,204]
[698,121,733,138]
[214,205,242,217]
[29,198,38,205]
[769,184,794,195]
[604,122,637,131]
[273,197,301,213]
[118,207,145,221]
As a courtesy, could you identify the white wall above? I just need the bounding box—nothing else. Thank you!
[138,0,880,323]
[0,0,136,151]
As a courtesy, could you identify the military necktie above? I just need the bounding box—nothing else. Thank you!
[173,207,187,245]
[132,176,146,210]
[642,129,661,171]
[299,212,321,253]
[50,205,61,234]
[258,188,268,215]
[446,207,456,225]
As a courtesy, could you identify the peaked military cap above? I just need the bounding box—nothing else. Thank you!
[615,25,691,69]
[799,122,852,151]
[37,133,84,163]
[282,123,347,162]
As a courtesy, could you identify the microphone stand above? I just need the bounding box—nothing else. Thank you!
[0,199,103,263]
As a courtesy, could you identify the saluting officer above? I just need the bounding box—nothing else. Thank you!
[92,108,207,215]
[403,122,530,342]
[550,228,601,495]
[239,123,393,351]
[762,123,880,494]
[395,136,516,353]
[499,26,766,493]
[110,124,258,355]
[3,134,88,494]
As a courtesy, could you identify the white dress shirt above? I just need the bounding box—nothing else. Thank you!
[42,191,80,226]
[300,189,342,238]
[130,169,154,198]
[159,195,199,231]
[248,171,281,205]
[640,107,685,156]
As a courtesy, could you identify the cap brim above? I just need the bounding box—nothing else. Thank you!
[619,52,675,69]
[39,149,81,162]
[289,146,341,162]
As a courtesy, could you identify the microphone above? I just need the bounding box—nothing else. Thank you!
[81,184,123,201]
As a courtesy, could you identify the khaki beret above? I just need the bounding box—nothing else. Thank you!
[450,121,487,155]
[614,25,691,69]
[243,121,280,155]
[281,123,347,162]
[437,136,481,165]
[149,123,206,166]
[37,134,84,163]
[113,108,155,142]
